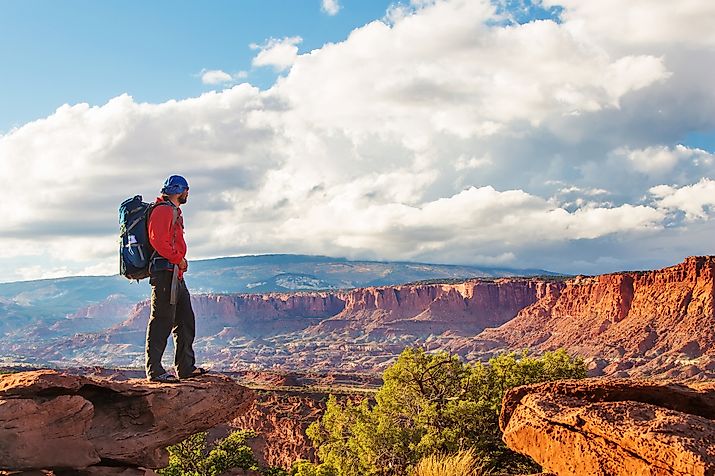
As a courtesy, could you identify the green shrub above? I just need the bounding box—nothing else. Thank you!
[158,429,259,476]
[306,347,586,476]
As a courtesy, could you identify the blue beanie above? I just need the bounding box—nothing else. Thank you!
[161,175,189,195]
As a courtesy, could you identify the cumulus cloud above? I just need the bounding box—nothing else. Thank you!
[273,186,664,253]
[321,0,341,16]
[651,179,715,221]
[1,0,714,281]
[547,0,715,48]
[200,69,248,85]
[276,0,669,141]
[558,186,609,196]
[201,69,233,85]
[616,144,715,177]
[251,36,302,71]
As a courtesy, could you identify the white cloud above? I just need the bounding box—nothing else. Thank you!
[1,0,715,281]
[546,0,715,48]
[614,144,715,177]
[201,69,233,85]
[455,154,492,171]
[275,1,669,141]
[251,36,303,72]
[14,261,116,282]
[651,178,715,221]
[558,186,609,196]
[321,0,341,16]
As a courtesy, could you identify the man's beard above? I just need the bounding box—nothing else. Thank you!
[178,194,188,204]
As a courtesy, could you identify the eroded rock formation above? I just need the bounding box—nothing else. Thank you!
[307,279,551,337]
[36,257,715,379]
[455,256,715,379]
[113,280,547,339]
[500,378,715,475]
[0,370,255,472]
[227,389,327,468]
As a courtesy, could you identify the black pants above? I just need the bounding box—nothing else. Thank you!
[145,271,196,379]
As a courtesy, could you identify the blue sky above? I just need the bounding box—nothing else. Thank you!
[0,0,394,131]
[1,0,715,282]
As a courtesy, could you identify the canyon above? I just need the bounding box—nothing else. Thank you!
[21,255,715,381]
[4,255,715,474]
[453,255,715,380]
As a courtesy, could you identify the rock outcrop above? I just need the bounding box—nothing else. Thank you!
[500,378,715,475]
[227,389,328,468]
[112,280,548,340]
[456,256,715,380]
[307,279,551,337]
[0,370,255,472]
[31,256,715,379]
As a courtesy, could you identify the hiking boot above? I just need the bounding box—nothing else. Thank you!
[179,367,209,379]
[148,372,179,383]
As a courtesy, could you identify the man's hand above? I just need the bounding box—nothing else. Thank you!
[179,258,188,271]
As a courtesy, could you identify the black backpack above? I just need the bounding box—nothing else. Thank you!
[118,196,176,280]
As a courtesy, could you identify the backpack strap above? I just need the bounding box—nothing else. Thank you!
[150,201,179,231]
[167,203,179,246]
[148,201,180,272]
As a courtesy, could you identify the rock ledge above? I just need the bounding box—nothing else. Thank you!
[0,370,255,473]
[500,378,715,476]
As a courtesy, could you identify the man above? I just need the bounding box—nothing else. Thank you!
[145,174,207,383]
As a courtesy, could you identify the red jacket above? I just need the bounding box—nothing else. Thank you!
[148,197,187,279]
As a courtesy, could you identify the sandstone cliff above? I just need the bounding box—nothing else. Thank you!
[500,378,715,475]
[0,370,254,473]
[46,278,550,372]
[456,256,715,379]
[118,292,345,335]
[112,279,547,339]
[226,389,327,468]
[306,279,551,337]
[36,256,715,379]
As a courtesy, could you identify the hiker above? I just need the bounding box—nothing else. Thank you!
[145,175,207,383]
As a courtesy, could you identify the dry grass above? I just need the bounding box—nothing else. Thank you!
[412,449,483,476]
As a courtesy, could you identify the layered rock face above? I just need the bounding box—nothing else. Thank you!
[114,280,545,339]
[457,256,715,379]
[227,390,328,468]
[307,280,551,337]
[118,292,345,335]
[36,256,715,379]
[500,378,715,476]
[48,279,548,372]
[0,370,254,473]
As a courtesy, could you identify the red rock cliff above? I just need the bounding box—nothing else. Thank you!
[460,256,715,379]
[113,280,550,339]
[308,279,555,338]
[117,292,346,336]
[52,256,715,379]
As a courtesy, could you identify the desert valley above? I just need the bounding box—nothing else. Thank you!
[3,255,713,381]
[3,255,715,475]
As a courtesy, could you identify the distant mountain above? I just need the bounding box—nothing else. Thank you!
[0,254,557,366]
[0,254,556,316]
[182,254,557,293]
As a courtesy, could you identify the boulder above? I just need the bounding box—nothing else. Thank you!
[500,378,715,476]
[0,370,255,472]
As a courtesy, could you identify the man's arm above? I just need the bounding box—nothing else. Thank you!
[148,206,184,265]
